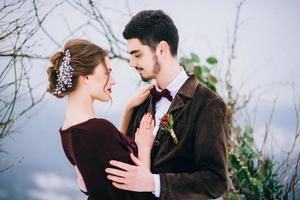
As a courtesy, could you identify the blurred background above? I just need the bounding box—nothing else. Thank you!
[0,0,299,199]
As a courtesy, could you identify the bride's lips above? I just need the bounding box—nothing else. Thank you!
[106,88,112,93]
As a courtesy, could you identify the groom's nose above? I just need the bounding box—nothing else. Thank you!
[129,58,137,68]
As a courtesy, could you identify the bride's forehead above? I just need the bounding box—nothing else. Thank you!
[94,62,110,72]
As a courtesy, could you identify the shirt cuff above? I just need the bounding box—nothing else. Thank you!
[152,174,161,197]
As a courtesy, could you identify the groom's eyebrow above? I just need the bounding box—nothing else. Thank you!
[128,50,140,54]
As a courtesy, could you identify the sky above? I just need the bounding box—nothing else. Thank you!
[0,0,300,199]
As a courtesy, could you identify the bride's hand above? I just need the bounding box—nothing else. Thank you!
[135,113,155,151]
[120,85,154,134]
[126,84,154,109]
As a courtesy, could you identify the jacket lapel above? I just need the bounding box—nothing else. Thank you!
[151,75,200,164]
[167,93,185,114]
[168,74,198,114]
[147,95,156,117]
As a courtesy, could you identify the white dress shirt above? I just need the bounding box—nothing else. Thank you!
[152,68,189,197]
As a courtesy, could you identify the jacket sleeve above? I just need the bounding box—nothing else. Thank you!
[159,98,228,199]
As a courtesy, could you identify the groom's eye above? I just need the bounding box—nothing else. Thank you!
[135,54,141,58]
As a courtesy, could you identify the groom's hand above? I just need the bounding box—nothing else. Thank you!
[105,153,155,192]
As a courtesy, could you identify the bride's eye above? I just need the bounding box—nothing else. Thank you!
[105,68,112,75]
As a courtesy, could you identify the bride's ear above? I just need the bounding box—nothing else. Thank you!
[78,75,89,85]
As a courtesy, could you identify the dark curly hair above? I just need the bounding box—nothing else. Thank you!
[123,10,179,56]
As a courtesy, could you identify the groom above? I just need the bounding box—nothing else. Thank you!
[105,10,228,199]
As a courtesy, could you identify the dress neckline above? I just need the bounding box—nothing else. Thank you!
[59,118,97,133]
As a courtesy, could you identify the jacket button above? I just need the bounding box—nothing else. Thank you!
[153,140,160,146]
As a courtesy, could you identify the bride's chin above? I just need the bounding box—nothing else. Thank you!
[103,95,112,102]
[94,95,110,102]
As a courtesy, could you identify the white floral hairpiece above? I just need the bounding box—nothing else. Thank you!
[53,49,74,95]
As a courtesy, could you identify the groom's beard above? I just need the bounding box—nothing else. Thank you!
[140,54,161,82]
[152,53,161,74]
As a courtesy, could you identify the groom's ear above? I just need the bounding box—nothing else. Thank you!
[157,41,170,56]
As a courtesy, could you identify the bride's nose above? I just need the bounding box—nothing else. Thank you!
[110,76,116,85]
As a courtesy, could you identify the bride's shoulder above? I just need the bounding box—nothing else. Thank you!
[68,118,117,134]
[71,118,120,143]
[81,118,119,136]
[92,118,117,130]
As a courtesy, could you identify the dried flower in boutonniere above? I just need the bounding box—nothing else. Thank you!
[159,113,178,144]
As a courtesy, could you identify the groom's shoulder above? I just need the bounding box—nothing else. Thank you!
[181,75,223,101]
[194,81,220,99]
[192,81,226,109]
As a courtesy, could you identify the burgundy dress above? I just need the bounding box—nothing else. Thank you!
[60,118,156,200]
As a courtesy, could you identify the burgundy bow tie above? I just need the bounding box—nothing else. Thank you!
[150,87,173,102]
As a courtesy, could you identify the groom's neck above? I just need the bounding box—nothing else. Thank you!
[155,58,181,90]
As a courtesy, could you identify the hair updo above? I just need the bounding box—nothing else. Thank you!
[47,39,108,98]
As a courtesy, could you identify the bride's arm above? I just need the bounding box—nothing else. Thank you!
[119,84,153,134]
[75,165,87,193]
[135,113,155,169]
[138,144,152,169]
[119,104,134,134]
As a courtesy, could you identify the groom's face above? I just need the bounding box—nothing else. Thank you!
[127,38,160,81]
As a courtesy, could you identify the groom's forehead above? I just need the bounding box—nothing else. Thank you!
[127,38,150,54]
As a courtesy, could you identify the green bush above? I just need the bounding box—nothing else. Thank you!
[180,53,285,200]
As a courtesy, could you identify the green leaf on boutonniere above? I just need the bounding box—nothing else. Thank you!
[159,113,178,144]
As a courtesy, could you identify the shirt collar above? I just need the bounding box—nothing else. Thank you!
[155,68,188,97]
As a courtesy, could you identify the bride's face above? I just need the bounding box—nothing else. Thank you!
[85,56,116,102]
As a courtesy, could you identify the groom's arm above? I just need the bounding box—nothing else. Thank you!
[158,98,228,199]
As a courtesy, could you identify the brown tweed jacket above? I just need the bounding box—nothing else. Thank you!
[126,75,228,200]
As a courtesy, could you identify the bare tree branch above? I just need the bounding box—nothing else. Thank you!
[32,0,64,48]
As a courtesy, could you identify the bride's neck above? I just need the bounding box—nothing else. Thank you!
[65,90,96,122]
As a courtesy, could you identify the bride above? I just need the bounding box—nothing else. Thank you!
[47,39,156,199]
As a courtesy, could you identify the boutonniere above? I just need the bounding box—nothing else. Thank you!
[159,113,179,144]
